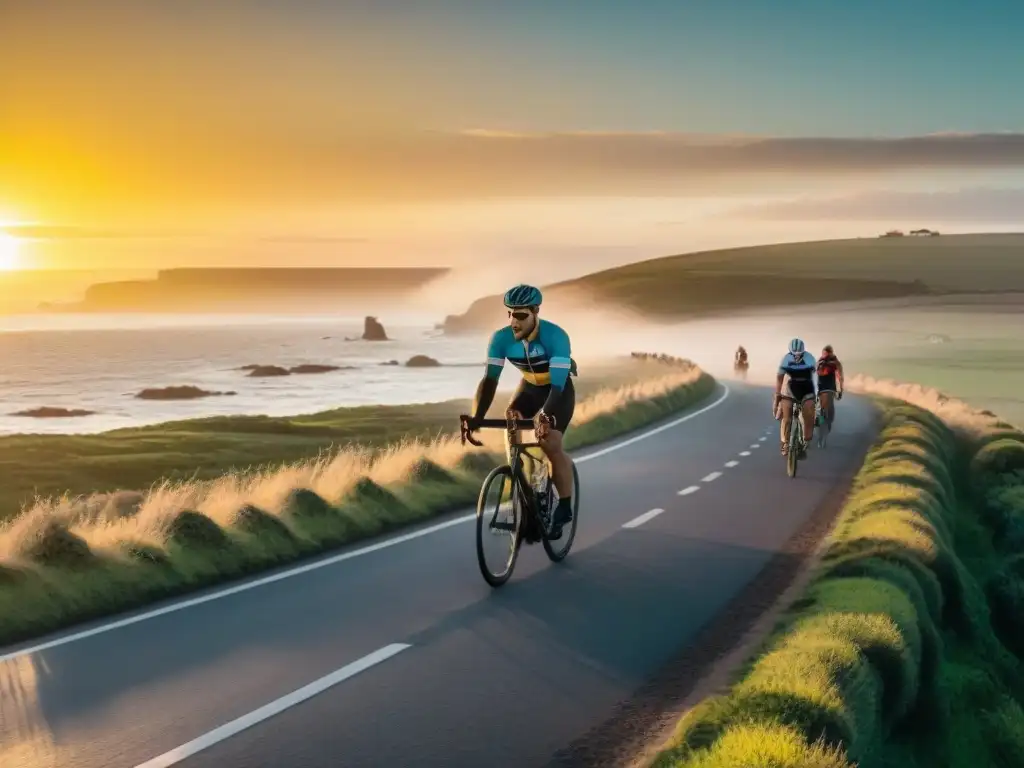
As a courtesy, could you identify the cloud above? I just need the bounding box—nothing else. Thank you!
[11,130,1024,215]
[729,186,1024,222]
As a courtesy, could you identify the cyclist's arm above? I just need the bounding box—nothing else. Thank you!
[836,359,845,387]
[775,355,788,397]
[471,330,507,420]
[540,326,572,422]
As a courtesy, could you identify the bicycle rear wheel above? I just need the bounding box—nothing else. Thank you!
[475,465,523,587]
[542,461,580,563]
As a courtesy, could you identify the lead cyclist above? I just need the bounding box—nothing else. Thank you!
[465,284,578,539]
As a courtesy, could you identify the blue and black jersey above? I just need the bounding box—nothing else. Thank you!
[484,319,577,388]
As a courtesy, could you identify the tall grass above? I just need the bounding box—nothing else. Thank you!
[646,393,1024,767]
[0,359,714,646]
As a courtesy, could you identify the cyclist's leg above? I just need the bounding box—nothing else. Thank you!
[507,380,542,471]
[819,390,833,427]
[539,380,576,534]
[800,393,816,443]
[778,395,795,453]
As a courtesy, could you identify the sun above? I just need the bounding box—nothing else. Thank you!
[0,234,21,271]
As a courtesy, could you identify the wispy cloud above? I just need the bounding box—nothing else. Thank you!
[730,186,1024,222]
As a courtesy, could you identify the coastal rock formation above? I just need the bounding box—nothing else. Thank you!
[405,355,441,367]
[245,365,291,378]
[136,386,237,400]
[362,316,389,341]
[11,407,97,418]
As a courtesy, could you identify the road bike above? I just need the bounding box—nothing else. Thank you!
[814,398,830,449]
[460,412,581,587]
[785,399,810,478]
[733,359,749,380]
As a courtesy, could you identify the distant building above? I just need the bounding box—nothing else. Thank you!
[880,229,905,237]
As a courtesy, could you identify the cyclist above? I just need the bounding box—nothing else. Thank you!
[465,284,578,538]
[773,338,817,458]
[734,346,748,366]
[816,344,844,430]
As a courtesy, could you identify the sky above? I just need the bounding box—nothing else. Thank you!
[3,0,1024,279]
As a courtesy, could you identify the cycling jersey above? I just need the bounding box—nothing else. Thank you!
[485,319,577,388]
[778,351,816,381]
[817,354,840,378]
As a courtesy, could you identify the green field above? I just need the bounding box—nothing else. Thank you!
[443,234,1024,332]
[0,356,674,521]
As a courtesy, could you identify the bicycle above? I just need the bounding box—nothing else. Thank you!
[460,412,581,588]
[784,399,810,477]
[814,398,829,449]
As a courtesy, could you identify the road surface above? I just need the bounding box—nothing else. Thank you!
[0,382,878,768]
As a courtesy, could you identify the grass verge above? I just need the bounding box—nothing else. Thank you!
[647,393,1024,768]
[0,356,715,648]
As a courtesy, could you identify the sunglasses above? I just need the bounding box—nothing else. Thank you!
[508,310,532,321]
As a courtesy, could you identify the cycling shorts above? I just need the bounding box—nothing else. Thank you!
[781,377,816,403]
[508,378,575,433]
[817,374,837,394]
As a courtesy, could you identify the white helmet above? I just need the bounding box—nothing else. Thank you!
[788,338,805,355]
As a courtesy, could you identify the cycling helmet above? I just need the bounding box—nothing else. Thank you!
[788,338,806,355]
[503,284,543,309]
[823,344,834,354]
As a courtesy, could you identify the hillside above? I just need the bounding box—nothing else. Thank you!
[442,233,1024,333]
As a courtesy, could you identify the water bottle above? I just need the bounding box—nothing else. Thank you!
[532,456,549,514]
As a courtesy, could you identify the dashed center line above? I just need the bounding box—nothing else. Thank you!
[739,451,751,456]
[724,460,739,468]
[750,444,760,449]
[623,508,664,528]
[678,485,700,496]
[702,471,723,483]
[758,437,767,442]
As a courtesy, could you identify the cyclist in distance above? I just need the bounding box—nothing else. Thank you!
[465,284,578,538]
[816,344,844,430]
[773,337,817,458]
[735,345,748,366]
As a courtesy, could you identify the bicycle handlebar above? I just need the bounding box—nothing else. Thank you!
[458,414,538,447]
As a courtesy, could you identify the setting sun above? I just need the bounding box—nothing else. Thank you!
[0,234,21,271]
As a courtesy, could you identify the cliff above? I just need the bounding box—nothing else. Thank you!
[52,267,450,313]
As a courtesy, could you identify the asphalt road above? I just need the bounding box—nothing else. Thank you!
[0,382,879,768]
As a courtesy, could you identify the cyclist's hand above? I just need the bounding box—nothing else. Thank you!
[772,394,781,418]
[534,412,553,440]
[837,390,844,400]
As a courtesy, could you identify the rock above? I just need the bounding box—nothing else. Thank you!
[246,365,291,378]
[289,364,342,374]
[380,360,400,366]
[136,386,237,400]
[11,406,97,418]
[362,316,389,341]
[405,355,441,367]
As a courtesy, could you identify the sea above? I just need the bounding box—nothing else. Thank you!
[0,313,491,435]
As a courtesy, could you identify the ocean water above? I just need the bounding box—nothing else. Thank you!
[0,313,491,435]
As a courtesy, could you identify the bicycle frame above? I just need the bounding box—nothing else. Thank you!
[461,413,549,526]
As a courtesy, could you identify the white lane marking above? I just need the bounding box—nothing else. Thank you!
[702,471,723,483]
[739,451,751,457]
[724,460,739,468]
[750,444,760,449]
[0,385,733,661]
[758,437,767,442]
[134,643,411,768]
[678,485,700,496]
[623,508,665,529]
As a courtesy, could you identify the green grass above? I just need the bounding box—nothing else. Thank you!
[648,400,1024,768]
[444,234,1024,332]
[0,356,667,522]
[0,359,716,647]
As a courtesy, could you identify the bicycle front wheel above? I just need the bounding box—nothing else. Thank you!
[787,410,800,478]
[542,461,580,563]
[475,464,523,587]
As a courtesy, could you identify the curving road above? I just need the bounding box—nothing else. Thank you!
[0,382,878,768]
